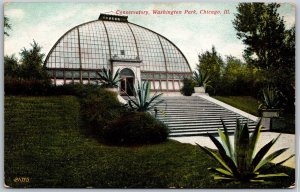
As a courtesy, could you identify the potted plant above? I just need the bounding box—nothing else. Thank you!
[258,85,284,118]
[192,69,211,95]
[258,85,285,130]
[97,68,121,92]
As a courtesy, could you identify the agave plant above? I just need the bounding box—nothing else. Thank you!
[97,68,121,88]
[192,69,211,89]
[197,119,294,182]
[126,81,164,112]
[259,85,284,109]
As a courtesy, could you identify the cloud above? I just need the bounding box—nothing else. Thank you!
[283,14,295,28]
[4,19,67,59]
[5,9,25,19]
[218,42,245,60]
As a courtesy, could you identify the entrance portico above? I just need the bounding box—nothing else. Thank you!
[112,58,141,96]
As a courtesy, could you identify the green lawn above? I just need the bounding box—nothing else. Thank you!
[4,96,295,188]
[213,96,295,134]
[213,96,260,116]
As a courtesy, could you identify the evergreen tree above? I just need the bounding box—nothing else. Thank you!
[4,55,19,78]
[19,40,49,81]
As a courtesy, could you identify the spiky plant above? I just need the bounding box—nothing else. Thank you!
[126,81,164,112]
[197,119,294,182]
[259,85,283,109]
[97,68,121,88]
[192,69,211,89]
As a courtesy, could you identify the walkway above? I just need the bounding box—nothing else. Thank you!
[171,132,295,168]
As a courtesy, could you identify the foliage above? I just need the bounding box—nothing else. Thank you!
[97,68,121,88]
[259,85,284,110]
[233,3,295,112]
[5,96,295,188]
[127,81,164,112]
[197,119,294,182]
[103,112,168,145]
[4,40,51,95]
[180,78,195,96]
[220,56,263,96]
[4,77,50,96]
[233,3,286,70]
[19,40,49,81]
[51,83,104,97]
[197,46,224,94]
[214,96,295,134]
[80,87,124,138]
[4,55,19,78]
[192,69,211,89]
[4,15,11,36]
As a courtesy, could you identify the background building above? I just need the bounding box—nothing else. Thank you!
[44,14,192,94]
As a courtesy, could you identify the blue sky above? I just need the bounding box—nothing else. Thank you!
[4,2,295,70]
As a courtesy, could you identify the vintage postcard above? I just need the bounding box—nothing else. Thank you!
[3,1,296,189]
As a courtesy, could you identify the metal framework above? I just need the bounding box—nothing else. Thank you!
[44,14,192,92]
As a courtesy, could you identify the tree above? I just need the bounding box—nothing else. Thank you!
[233,3,286,71]
[4,55,19,78]
[197,46,224,94]
[221,56,250,95]
[4,15,11,36]
[19,40,49,81]
[223,56,245,84]
[233,3,295,111]
[281,25,295,86]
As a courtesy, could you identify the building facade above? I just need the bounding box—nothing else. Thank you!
[44,14,192,95]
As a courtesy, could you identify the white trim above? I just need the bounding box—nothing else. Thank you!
[198,95,259,122]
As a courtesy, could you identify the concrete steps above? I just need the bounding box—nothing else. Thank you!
[153,96,263,137]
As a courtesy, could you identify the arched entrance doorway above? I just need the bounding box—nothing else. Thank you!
[119,68,135,96]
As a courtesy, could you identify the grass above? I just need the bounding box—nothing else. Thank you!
[213,96,260,116]
[213,96,295,134]
[4,96,295,188]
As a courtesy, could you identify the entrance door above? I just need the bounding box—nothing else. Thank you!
[120,68,135,96]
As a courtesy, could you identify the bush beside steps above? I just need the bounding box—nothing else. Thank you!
[103,112,169,146]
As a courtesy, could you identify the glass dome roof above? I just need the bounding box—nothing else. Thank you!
[45,14,192,74]
[44,14,192,93]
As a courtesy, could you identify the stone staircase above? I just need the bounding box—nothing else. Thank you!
[153,96,264,137]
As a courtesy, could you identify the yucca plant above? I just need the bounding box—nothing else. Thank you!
[197,119,294,182]
[126,81,164,112]
[97,68,121,88]
[259,85,284,109]
[192,69,211,89]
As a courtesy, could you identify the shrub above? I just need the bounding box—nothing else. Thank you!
[80,88,124,138]
[197,119,294,183]
[103,112,169,145]
[4,77,51,95]
[180,78,195,96]
[4,79,104,97]
[51,83,102,97]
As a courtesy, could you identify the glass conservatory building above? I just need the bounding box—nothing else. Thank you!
[44,14,192,95]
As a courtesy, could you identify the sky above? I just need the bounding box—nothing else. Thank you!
[4,2,295,70]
